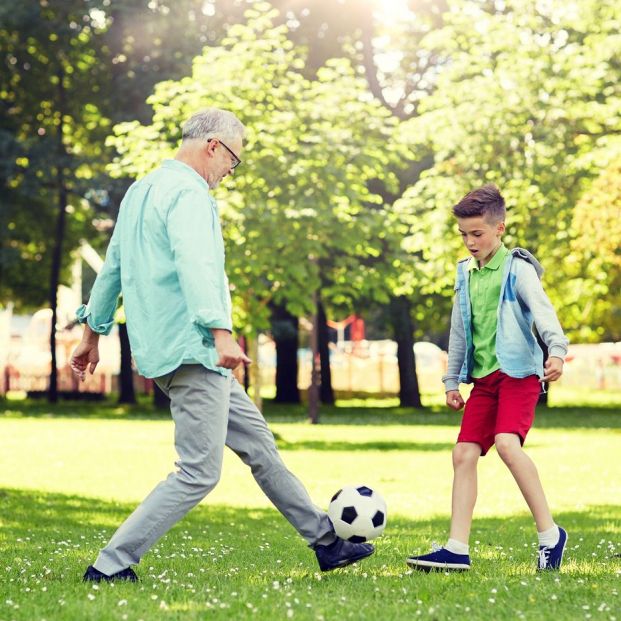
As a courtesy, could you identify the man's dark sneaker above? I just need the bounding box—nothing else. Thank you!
[406,544,471,572]
[537,527,568,571]
[315,538,374,572]
[83,565,138,582]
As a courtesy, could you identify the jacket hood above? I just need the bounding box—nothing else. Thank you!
[510,247,543,278]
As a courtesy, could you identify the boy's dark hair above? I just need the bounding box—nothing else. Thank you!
[452,183,505,222]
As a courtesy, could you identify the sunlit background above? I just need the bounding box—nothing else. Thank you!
[1,0,620,406]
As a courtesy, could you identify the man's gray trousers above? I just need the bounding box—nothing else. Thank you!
[94,365,334,575]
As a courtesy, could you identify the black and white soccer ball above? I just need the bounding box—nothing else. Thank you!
[327,485,387,543]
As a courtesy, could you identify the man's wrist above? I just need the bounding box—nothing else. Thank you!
[83,325,100,343]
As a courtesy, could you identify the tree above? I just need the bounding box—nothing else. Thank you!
[393,0,621,348]
[271,302,300,404]
[107,4,405,415]
[2,0,241,401]
[568,157,621,341]
[1,1,114,401]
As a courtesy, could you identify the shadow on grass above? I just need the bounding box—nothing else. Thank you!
[274,439,455,452]
[0,397,172,421]
[2,487,620,552]
[1,397,620,430]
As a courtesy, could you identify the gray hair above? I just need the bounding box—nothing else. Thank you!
[181,108,245,143]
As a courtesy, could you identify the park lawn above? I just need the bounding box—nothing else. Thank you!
[0,397,620,620]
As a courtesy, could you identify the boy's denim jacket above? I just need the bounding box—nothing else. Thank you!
[442,248,569,392]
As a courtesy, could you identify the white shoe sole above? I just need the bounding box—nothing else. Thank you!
[406,558,471,571]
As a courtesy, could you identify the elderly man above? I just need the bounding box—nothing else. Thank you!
[70,108,373,582]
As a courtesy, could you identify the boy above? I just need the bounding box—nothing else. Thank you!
[407,184,569,572]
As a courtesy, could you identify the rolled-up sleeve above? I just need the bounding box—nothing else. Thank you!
[166,189,232,338]
[76,225,122,335]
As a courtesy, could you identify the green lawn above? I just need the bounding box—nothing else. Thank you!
[1,394,620,620]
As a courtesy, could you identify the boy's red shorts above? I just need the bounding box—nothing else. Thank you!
[457,370,542,456]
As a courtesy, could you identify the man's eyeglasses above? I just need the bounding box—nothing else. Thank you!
[208,138,241,170]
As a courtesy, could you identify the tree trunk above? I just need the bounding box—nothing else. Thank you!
[239,335,250,393]
[118,322,136,404]
[317,298,335,405]
[249,334,262,411]
[271,304,300,404]
[308,293,320,424]
[153,382,170,409]
[390,296,423,408]
[48,66,68,403]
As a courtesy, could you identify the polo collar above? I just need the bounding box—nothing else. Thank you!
[468,243,508,272]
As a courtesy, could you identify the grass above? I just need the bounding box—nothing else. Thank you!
[1,391,620,620]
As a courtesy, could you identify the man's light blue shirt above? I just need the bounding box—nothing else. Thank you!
[77,159,232,378]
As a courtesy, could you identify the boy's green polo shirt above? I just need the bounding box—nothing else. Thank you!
[468,243,510,378]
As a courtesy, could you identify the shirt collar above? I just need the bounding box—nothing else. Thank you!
[468,243,508,272]
[162,159,211,191]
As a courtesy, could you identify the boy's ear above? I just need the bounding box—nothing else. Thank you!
[497,221,506,235]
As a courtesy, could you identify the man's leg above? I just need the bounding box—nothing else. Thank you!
[224,378,334,547]
[92,366,231,576]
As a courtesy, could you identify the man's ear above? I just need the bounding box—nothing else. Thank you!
[205,139,218,158]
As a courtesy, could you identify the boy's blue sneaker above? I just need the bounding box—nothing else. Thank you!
[315,538,374,571]
[406,544,471,572]
[537,527,568,571]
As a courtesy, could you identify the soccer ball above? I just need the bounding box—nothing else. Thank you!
[327,485,387,543]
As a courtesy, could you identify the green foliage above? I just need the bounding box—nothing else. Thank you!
[393,0,621,338]
[0,0,233,310]
[108,4,404,332]
[0,1,110,309]
[567,157,621,341]
[3,0,621,346]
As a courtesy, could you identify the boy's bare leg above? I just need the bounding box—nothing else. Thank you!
[449,442,482,543]
[494,433,554,531]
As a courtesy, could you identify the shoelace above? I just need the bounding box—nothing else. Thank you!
[538,547,551,569]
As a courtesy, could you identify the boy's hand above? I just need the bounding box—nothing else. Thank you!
[446,390,465,411]
[70,327,100,382]
[543,356,564,382]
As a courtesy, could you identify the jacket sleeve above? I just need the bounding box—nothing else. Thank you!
[442,292,467,392]
[515,261,568,359]
[76,223,121,335]
[166,189,232,339]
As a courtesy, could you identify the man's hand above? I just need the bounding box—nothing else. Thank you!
[70,326,100,381]
[543,356,564,382]
[446,390,465,411]
[212,329,251,370]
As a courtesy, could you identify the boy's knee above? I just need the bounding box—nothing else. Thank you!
[494,434,520,461]
[452,443,480,468]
